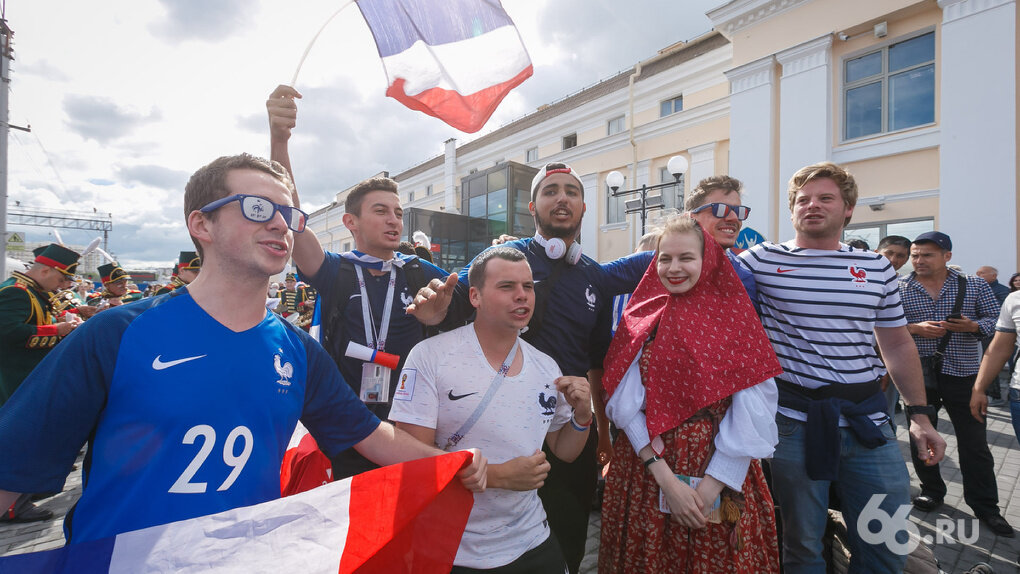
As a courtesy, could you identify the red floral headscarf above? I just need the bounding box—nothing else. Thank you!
[602,226,782,438]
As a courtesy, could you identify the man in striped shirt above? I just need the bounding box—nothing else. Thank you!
[738,161,945,573]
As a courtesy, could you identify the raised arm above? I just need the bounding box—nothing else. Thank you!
[266,84,325,277]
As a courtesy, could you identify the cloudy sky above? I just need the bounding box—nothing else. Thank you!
[6,0,722,268]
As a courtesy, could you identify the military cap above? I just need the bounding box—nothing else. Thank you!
[98,262,130,284]
[34,243,81,276]
[178,251,201,270]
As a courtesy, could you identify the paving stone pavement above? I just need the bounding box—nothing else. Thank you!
[3,404,1020,573]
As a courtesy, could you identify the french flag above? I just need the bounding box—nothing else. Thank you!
[357,0,533,133]
[0,453,474,574]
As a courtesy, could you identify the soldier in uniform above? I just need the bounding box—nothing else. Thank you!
[122,282,144,303]
[276,272,307,320]
[87,261,131,309]
[155,251,201,296]
[0,242,81,523]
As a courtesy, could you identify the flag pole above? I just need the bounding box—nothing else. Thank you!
[291,0,357,87]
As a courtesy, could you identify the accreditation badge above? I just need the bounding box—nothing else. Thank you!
[360,363,391,403]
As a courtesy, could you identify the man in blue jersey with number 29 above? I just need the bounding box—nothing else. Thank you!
[0,153,486,544]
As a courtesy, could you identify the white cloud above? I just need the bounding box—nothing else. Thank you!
[4,0,723,267]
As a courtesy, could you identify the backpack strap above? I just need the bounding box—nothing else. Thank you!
[322,258,357,360]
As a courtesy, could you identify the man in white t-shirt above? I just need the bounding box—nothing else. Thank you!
[390,247,593,573]
[972,289,1020,443]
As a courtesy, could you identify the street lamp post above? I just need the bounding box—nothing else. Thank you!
[606,155,689,234]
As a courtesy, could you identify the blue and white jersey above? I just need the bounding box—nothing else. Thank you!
[738,241,904,423]
[446,239,651,376]
[0,289,379,543]
[304,251,448,422]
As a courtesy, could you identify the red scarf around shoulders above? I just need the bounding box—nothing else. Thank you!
[602,228,782,438]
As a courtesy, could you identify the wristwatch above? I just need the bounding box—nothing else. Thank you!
[904,405,937,418]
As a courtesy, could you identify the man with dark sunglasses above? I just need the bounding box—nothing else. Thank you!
[0,153,486,545]
[685,175,757,303]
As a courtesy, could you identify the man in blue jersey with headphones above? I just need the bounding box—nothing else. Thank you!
[0,153,486,544]
[409,162,650,574]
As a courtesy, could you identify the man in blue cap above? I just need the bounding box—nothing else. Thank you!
[900,231,1011,537]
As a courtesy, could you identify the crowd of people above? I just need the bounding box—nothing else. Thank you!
[0,84,1017,573]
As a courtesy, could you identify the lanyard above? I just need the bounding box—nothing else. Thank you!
[354,265,396,352]
[444,339,520,450]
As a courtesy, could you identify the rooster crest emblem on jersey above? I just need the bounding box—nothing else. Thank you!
[538,392,557,416]
[848,266,868,284]
[274,353,293,386]
[584,286,597,311]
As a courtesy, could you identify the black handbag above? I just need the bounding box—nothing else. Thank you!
[920,273,967,375]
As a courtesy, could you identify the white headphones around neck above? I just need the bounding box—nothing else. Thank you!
[533,234,582,265]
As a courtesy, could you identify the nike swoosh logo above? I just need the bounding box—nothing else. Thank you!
[448,390,478,401]
[152,354,207,370]
[776,268,796,273]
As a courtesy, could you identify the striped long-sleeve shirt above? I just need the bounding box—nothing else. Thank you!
[738,241,905,423]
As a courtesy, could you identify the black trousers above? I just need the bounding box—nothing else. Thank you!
[908,370,1000,517]
[536,426,597,574]
[450,534,566,574]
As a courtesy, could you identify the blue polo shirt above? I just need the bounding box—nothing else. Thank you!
[303,251,448,422]
[0,289,379,543]
[446,239,650,376]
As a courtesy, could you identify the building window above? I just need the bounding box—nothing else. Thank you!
[408,190,415,203]
[606,176,627,225]
[607,115,626,136]
[844,217,933,272]
[426,184,433,196]
[843,31,935,141]
[526,147,538,162]
[659,95,683,117]
[342,241,352,252]
[658,167,685,212]
[562,133,577,150]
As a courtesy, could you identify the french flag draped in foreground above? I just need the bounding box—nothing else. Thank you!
[357,0,533,133]
[0,452,473,574]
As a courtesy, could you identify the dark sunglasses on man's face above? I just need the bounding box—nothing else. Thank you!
[199,194,308,233]
[690,202,751,221]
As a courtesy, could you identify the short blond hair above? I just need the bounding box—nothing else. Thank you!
[656,214,704,255]
[787,162,857,227]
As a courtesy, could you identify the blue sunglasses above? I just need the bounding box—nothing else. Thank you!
[691,202,751,221]
[199,194,308,233]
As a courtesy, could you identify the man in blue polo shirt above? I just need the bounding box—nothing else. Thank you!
[0,153,485,544]
[267,85,450,479]
[408,162,649,574]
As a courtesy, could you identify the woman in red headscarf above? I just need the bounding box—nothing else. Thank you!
[598,215,783,573]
